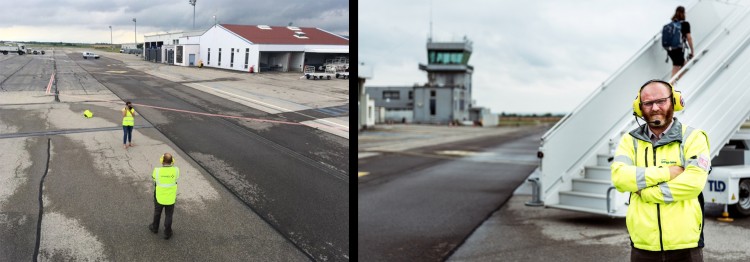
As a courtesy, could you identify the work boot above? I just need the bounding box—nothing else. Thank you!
[148,224,158,234]
[164,230,172,240]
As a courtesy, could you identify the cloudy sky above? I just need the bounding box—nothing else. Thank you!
[0,0,348,44]
[360,0,694,114]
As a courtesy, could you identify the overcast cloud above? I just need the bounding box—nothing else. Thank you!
[360,0,694,114]
[0,0,348,44]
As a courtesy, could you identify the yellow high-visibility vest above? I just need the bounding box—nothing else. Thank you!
[611,119,710,251]
[152,166,180,205]
[122,108,135,126]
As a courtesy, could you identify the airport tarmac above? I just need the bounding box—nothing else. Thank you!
[358,124,529,160]
[0,49,348,261]
[108,51,349,139]
[448,194,750,262]
[359,123,750,262]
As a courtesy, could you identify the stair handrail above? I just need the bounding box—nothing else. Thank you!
[538,1,744,196]
[609,2,750,157]
[675,10,750,159]
[540,32,660,143]
[608,3,750,166]
[606,186,616,214]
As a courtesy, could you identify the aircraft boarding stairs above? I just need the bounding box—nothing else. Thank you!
[530,1,750,217]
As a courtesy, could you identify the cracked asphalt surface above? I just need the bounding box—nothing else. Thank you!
[0,49,348,261]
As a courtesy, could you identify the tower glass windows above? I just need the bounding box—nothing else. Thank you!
[428,51,467,64]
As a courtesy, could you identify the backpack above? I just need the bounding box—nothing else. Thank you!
[662,21,683,51]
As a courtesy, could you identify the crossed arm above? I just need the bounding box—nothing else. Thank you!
[611,133,709,204]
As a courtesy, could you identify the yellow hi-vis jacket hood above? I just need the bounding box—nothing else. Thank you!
[611,118,710,251]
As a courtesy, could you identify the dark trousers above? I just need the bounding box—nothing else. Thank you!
[151,197,174,234]
[631,247,703,262]
[123,126,133,144]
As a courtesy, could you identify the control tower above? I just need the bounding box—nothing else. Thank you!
[415,37,473,124]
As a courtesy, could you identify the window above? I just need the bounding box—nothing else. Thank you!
[207,48,211,65]
[244,48,249,69]
[383,91,400,100]
[461,93,466,110]
[176,46,183,63]
[230,48,234,67]
[430,51,464,64]
[218,48,222,66]
[430,90,436,97]
[408,91,413,100]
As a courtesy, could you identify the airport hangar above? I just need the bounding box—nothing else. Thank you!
[142,24,349,73]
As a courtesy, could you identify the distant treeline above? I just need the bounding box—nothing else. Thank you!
[0,41,120,47]
[500,112,566,118]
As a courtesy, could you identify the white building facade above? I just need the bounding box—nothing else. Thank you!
[199,25,260,72]
[142,24,348,73]
[144,30,205,66]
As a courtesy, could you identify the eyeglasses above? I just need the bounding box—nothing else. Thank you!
[641,96,672,108]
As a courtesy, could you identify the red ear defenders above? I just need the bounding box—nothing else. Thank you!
[632,79,684,117]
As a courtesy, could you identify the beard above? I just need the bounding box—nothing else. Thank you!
[645,105,674,128]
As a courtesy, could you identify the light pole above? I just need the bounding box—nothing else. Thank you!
[189,0,197,30]
[132,18,137,50]
[109,26,112,51]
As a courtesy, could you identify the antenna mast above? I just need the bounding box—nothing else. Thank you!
[429,0,433,42]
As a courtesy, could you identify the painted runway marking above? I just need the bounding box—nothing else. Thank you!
[190,82,349,130]
[48,70,349,132]
[0,125,153,139]
[49,93,316,127]
[149,71,348,131]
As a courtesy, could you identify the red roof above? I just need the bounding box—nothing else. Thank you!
[220,24,348,45]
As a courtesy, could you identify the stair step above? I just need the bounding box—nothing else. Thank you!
[597,154,613,166]
[559,191,608,211]
[571,178,613,194]
[547,204,621,217]
[584,166,612,180]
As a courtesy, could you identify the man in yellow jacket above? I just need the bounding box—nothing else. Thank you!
[148,153,180,240]
[611,80,710,261]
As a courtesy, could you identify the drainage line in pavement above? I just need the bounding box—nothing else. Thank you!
[32,138,51,262]
[0,125,154,140]
[49,92,347,130]
[53,52,59,102]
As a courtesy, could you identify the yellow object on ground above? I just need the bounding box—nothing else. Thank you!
[83,110,93,118]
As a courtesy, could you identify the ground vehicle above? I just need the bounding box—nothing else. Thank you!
[335,66,349,79]
[82,52,100,59]
[0,43,26,55]
[324,57,349,79]
[121,49,142,55]
[303,65,334,80]
[702,130,750,217]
